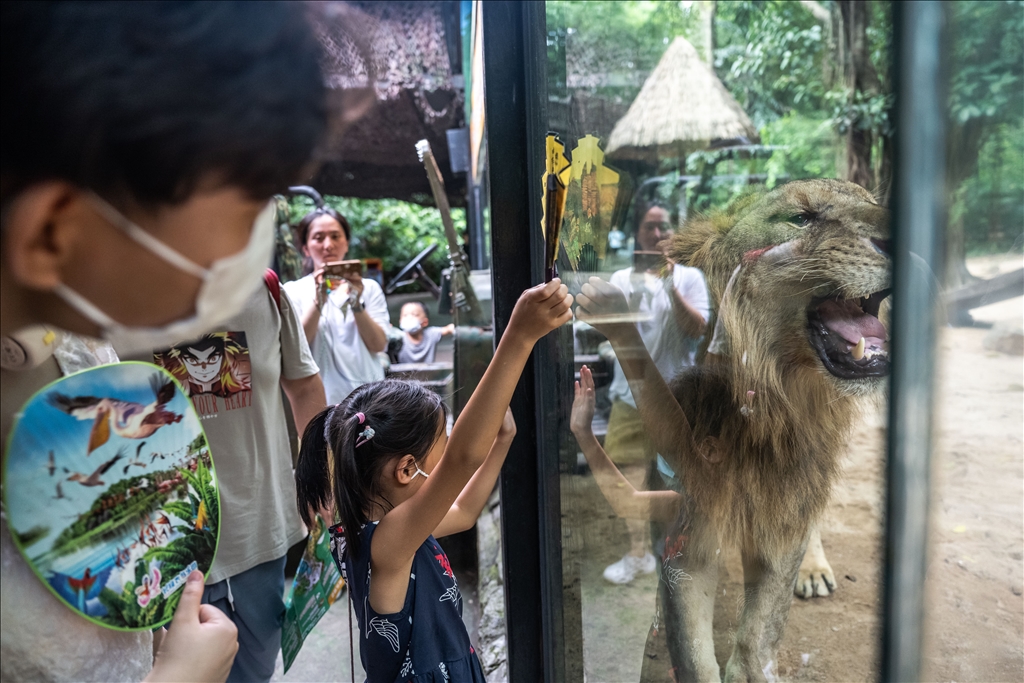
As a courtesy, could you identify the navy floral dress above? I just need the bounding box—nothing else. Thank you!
[330,522,486,683]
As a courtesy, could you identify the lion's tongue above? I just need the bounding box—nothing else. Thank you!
[817,299,887,346]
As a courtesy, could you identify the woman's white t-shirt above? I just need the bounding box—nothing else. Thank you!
[284,275,391,403]
[607,264,710,408]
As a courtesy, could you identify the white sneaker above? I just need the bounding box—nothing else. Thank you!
[602,552,656,584]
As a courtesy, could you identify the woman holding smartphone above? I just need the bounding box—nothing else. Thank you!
[284,206,391,403]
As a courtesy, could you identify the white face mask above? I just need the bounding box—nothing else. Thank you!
[400,317,424,334]
[53,194,275,356]
[410,465,430,480]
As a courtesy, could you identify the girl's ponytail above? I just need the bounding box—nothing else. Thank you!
[332,412,372,558]
[295,406,334,529]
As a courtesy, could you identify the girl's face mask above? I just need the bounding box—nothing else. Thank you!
[410,465,430,480]
[53,194,275,355]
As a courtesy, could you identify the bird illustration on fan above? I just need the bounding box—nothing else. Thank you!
[47,374,183,455]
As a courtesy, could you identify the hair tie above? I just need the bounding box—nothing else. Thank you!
[356,427,375,448]
[354,412,375,448]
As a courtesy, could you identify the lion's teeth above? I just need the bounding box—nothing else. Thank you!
[851,337,866,360]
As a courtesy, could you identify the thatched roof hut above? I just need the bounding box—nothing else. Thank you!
[605,37,757,164]
[309,1,466,205]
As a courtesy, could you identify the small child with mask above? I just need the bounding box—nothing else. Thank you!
[396,302,454,364]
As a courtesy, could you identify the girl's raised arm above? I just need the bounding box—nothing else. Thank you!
[371,281,572,577]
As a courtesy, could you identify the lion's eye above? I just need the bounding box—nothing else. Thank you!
[788,213,814,227]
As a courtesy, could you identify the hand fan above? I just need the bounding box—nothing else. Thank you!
[2,361,218,630]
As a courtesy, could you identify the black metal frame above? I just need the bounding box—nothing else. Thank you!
[483,3,570,681]
[482,1,950,680]
[882,2,946,681]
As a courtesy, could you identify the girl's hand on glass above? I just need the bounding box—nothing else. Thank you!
[507,278,573,343]
[570,365,597,437]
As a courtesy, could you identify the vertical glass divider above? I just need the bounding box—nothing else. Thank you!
[884,3,947,680]
[483,2,578,680]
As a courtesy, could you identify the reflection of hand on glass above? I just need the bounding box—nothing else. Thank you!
[576,277,634,337]
[571,366,680,522]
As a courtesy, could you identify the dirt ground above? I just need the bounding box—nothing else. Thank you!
[574,257,1023,682]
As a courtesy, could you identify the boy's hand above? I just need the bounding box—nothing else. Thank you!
[570,365,596,436]
[496,407,517,443]
[575,277,634,338]
[507,279,573,343]
[146,571,238,683]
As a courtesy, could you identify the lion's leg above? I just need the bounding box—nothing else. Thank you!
[724,536,807,683]
[658,513,721,682]
[795,523,836,598]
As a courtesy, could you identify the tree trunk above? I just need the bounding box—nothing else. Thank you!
[944,119,986,292]
[700,1,716,66]
[838,1,883,191]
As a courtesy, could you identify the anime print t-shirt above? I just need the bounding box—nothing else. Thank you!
[152,331,253,419]
[127,285,318,583]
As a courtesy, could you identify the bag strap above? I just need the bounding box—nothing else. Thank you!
[263,268,281,310]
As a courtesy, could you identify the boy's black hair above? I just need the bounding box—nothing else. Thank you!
[0,1,327,207]
[295,379,449,559]
[402,301,429,316]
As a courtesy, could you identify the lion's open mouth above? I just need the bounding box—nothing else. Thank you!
[807,289,891,379]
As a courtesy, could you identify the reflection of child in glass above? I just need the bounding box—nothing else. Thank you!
[571,364,730,517]
[396,302,454,364]
[571,366,682,522]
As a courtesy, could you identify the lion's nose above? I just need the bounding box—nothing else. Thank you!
[870,238,891,256]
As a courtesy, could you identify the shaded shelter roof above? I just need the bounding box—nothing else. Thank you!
[308,1,466,206]
[606,37,757,164]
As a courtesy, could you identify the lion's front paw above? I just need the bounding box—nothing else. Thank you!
[795,526,836,598]
[796,560,836,598]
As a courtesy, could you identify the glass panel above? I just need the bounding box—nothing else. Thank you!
[544,1,894,679]
[922,2,1024,679]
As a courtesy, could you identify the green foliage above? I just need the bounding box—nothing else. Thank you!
[288,197,467,291]
[51,470,176,553]
[714,0,831,127]
[952,122,1024,254]
[544,0,1021,257]
[949,1,1024,126]
[547,0,703,100]
[187,433,207,455]
[15,525,49,547]
[947,1,1024,254]
[96,458,218,629]
[762,113,841,184]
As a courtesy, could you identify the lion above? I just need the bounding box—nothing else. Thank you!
[577,179,890,682]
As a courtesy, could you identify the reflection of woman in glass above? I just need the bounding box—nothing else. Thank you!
[598,200,710,585]
[160,333,250,397]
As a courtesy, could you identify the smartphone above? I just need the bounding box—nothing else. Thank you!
[323,260,363,281]
[632,251,665,273]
